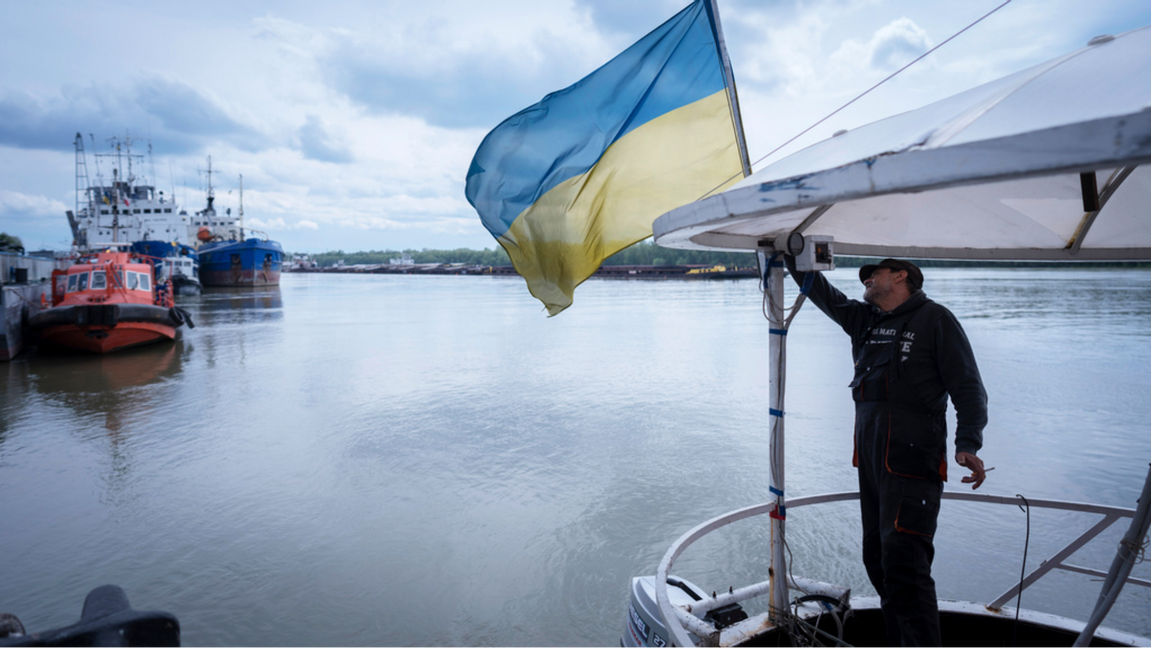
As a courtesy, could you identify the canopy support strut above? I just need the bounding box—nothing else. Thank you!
[1070,166,1137,254]
[793,204,834,237]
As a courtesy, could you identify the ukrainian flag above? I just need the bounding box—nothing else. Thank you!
[465,0,746,315]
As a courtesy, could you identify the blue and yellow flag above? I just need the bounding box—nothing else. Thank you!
[465,0,746,315]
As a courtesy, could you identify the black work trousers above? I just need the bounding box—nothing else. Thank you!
[857,418,944,646]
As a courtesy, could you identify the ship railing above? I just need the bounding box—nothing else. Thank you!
[241,227,272,241]
[655,491,1149,647]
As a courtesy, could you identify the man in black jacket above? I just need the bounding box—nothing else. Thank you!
[785,255,988,646]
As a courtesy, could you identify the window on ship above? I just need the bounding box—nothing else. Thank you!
[91,270,106,290]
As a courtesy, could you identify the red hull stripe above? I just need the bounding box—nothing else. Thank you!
[40,322,176,354]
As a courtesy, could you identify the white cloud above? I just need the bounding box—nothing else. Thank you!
[0,75,269,154]
[296,114,354,163]
[0,190,68,218]
[865,17,933,70]
[1,0,1148,253]
[244,217,288,230]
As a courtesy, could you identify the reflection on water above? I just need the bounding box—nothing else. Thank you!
[194,285,283,320]
[29,342,182,396]
[0,269,1148,645]
[15,343,186,508]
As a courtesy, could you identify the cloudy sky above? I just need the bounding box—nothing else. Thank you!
[2,0,1148,254]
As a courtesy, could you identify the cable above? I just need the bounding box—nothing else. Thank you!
[1014,494,1031,647]
[698,0,1013,201]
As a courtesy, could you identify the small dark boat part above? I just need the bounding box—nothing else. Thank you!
[0,584,179,647]
[130,241,202,297]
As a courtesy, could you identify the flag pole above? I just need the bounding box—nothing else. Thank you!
[705,0,752,178]
[712,0,789,627]
[757,248,790,627]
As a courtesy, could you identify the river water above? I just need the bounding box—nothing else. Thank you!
[2,268,1149,646]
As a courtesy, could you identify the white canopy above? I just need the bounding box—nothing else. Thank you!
[653,26,1151,260]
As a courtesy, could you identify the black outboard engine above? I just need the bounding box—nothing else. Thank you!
[0,585,179,647]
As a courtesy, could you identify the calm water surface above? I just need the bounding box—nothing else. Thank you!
[2,268,1150,645]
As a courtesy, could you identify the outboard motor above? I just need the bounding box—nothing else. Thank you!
[622,575,746,647]
[0,585,179,647]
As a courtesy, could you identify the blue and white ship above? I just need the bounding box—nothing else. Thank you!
[192,159,282,287]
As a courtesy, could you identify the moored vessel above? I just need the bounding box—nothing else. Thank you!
[66,133,191,252]
[30,248,194,353]
[131,240,203,296]
[192,162,282,287]
[197,237,283,287]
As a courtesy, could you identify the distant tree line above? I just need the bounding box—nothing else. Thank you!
[0,233,24,254]
[309,247,513,267]
[307,240,758,268]
[304,240,1151,269]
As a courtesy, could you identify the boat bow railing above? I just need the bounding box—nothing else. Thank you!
[655,490,1149,647]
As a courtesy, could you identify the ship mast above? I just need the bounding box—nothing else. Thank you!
[239,173,244,237]
[204,156,215,214]
[112,167,120,244]
[70,133,90,247]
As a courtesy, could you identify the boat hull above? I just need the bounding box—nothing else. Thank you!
[131,240,202,298]
[624,576,1147,647]
[30,304,181,354]
[198,239,283,287]
[172,275,203,296]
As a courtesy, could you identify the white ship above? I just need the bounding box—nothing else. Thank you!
[66,132,193,251]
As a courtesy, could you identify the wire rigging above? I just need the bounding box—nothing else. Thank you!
[1013,494,1031,647]
[699,0,1013,202]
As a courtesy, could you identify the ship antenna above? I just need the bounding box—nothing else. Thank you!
[112,166,120,244]
[204,156,215,213]
[239,174,244,236]
[122,130,136,186]
[89,133,104,188]
[107,135,121,187]
[148,139,157,193]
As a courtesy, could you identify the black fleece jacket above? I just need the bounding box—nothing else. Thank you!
[786,256,987,458]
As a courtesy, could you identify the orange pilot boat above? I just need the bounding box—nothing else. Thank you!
[30,249,194,353]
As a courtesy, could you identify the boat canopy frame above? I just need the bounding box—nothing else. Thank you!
[647,22,1151,648]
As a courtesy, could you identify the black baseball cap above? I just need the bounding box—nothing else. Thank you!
[859,259,923,292]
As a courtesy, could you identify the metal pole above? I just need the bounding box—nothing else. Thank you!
[705,0,752,178]
[1073,463,1151,646]
[759,250,789,622]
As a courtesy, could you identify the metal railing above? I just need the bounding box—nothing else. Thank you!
[1,252,69,284]
[655,491,1148,647]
